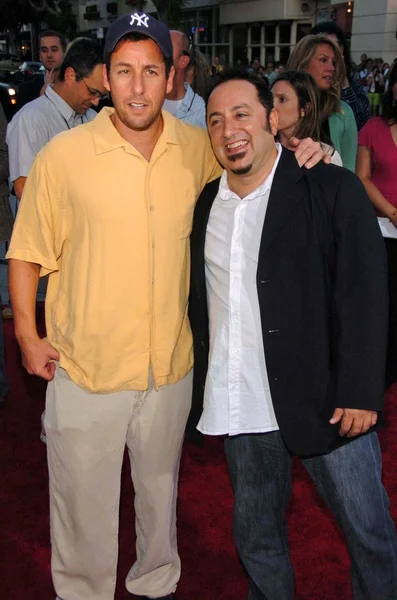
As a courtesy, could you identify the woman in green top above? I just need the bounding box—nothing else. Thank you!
[288,34,358,172]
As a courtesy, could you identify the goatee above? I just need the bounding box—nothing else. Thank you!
[231,164,253,175]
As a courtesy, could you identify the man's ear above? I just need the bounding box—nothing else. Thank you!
[180,54,190,71]
[166,65,175,95]
[103,63,110,93]
[268,107,278,137]
[64,66,77,84]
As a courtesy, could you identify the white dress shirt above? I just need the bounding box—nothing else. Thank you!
[198,144,282,436]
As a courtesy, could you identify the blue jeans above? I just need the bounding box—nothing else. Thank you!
[224,431,397,600]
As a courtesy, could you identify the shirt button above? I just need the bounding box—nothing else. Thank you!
[152,243,155,248]
[150,205,155,211]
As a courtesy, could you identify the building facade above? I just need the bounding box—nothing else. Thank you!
[72,0,397,66]
[350,0,397,64]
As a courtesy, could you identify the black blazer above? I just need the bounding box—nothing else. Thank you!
[188,149,388,457]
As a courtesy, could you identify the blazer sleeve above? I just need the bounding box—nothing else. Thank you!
[332,174,387,411]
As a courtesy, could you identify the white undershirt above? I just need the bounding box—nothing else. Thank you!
[197,144,282,436]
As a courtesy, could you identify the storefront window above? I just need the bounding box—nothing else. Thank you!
[232,23,248,65]
[251,24,261,44]
[198,8,213,45]
[264,47,275,65]
[297,23,311,42]
[279,23,291,44]
[218,25,229,45]
[279,46,290,65]
[264,24,276,44]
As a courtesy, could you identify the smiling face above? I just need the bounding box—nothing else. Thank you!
[207,79,278,178]
[271,79,300,140]
[306,43,336,91]
[104,38,174,133]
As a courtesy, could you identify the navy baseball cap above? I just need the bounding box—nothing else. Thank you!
[104,13,172,59]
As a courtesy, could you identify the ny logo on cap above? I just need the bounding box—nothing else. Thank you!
[130,13,149,27]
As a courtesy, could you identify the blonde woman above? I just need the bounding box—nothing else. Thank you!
[288,34,358,171]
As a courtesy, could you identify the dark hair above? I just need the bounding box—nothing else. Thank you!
[310,21,353,82]
[39,30,67,53]
[58,38,103,82]
[105,32,173,77]
[207,68,273,127]
[381,62,397,125]
[271,70,323,143]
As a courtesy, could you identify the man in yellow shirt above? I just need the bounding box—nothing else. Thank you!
[7,13,326,600]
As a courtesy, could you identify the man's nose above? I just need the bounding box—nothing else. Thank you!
[131,73,144,95]
[91,96,101,107]
[223,117,236,139]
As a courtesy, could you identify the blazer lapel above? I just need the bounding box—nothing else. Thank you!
[190,177,220,302]
[259,149,306,256]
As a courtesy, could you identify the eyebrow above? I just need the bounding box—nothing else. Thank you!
[113,61,162,69]
[208,103,251,120]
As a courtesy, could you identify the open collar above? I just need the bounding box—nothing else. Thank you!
[45,85,76,123]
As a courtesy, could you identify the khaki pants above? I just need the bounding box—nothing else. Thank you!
[45,365,193,600]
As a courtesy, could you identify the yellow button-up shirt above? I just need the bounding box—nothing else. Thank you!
[7,108,221,392]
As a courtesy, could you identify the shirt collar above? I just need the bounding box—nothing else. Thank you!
[92,107,187,156]
[219,143,283,202]
[45,85,76,123]
[179,83,195,113]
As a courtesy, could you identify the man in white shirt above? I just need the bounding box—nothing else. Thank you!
[7,37,106,200]
[188,69,397,599]
[163,30,206,129]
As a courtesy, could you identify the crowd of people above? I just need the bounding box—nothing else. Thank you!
[1,11,397,600]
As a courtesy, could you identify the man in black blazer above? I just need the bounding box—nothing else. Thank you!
[188,69,397,599]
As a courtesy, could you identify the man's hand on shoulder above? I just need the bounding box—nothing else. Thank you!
[287,137,332,169]
[19,336,60,381]
[330,408,378,438]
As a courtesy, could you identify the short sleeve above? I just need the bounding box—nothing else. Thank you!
[6,148,66,276]
[358,118,375,152]
[6,108,50,182]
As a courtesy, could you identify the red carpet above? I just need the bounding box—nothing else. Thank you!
[1,311,397,600]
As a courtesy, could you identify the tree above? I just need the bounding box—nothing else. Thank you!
[2,0,36,54]
[1,0,76,55]
[29,0,77,38]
